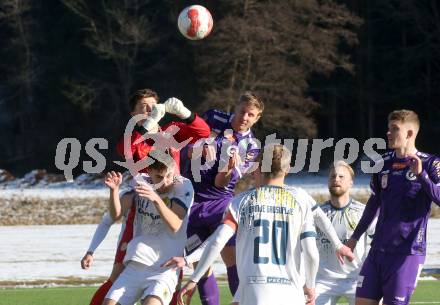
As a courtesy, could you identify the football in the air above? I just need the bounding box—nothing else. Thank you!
[177,5,213,40]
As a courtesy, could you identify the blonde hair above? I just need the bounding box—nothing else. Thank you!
[256,144,291,178]
[388,109,420,129]
[239,91,264,113]
[330,160,354,179]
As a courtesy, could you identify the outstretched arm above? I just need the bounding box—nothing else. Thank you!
[106,171,133,221]
[190,224,235,282]
[301,203,319,305]
[80,213,115,270]
[350,194,380,243]
[88,213,115,253]
[301,234,319,288]
[312,204,354,263]
[178,223,236,304]
[313,206,342,250]
[348,173,381,249]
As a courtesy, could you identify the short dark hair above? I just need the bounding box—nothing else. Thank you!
[147,151,175,173]
[128,89,159,112]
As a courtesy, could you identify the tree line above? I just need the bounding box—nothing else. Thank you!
[1,0,439,175]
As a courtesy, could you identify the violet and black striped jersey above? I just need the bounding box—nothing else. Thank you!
[182,109,260,204]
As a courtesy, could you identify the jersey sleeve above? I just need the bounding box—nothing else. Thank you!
[300,197,317,240]
[351,174,381,241]
[369,172,380,196]
[87,212,115,253]
[116,130,154,162]
[168,114,211,145]
[301,232,319,289]
[189,224,235,282]
[313,206,343,250]
[418,157,440,206]
[170,179,194,213]
[300,189,341,249]
[366,211,378,237]
[202,109,217,129]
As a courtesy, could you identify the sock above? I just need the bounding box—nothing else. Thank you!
[169,270,184,305]
[197,273,220,305]
[89,279,113,305]
[226,265,239,295]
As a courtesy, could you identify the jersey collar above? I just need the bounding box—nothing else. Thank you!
[328,197,352,211]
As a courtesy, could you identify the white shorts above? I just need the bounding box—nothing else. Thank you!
[232,283,304,305]
[232,285,241,304]
[106,261,177,305]
[315,277,357,305]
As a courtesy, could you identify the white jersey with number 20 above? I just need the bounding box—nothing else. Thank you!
[229,185,316,305]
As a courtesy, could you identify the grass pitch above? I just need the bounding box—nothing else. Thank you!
[0,281,439,305]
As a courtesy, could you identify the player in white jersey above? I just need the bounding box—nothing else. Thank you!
[176,144,319,305]
[315,161,376,305]
[103,154,194,305]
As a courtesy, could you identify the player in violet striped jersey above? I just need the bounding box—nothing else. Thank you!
[180,92,264,305]
[346,110,440,305]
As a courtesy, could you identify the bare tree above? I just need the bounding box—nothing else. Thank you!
[0,0,41,160]
[195,0,361,138]
[61,0,156,121]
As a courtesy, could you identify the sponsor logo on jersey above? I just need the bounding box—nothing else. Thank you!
[381,174,388,189]
[406,170,417,181]
[433,160,440,179]
[395,296,406,302]
[137,200,161,220]
[247,276,266,284]
[416,228,424,243]
[392,162,408,170]
[267,277,292,285]
[245,151,257,162]
[227,145,239,157]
